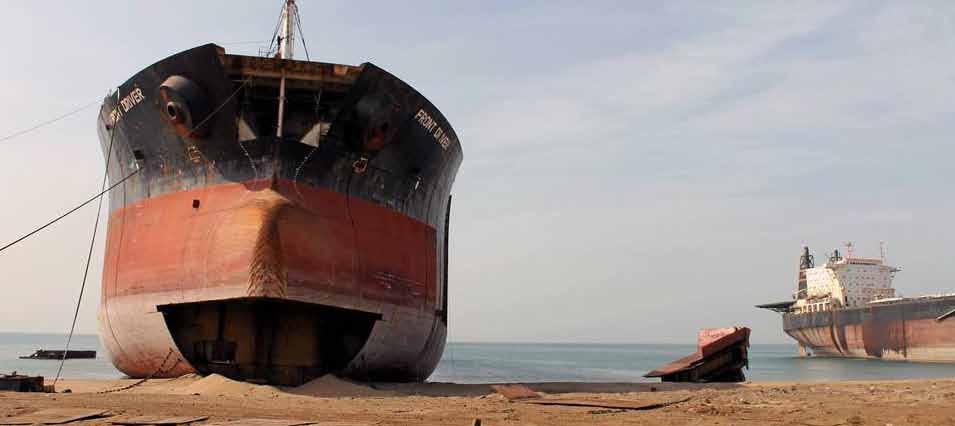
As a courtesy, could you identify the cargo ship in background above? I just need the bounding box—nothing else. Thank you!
[759,243,955,361]
[96,0,462,385]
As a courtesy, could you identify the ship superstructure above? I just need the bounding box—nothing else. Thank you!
[759,243,955,361]
[792,244,899,314]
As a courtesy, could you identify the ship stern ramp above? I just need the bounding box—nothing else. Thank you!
[157,297,379,386]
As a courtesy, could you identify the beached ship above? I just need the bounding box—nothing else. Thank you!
[96,1,462,385]
[758,243,955,361]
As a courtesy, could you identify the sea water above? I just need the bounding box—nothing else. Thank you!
[0,333,117,379]
[3,333,955,383]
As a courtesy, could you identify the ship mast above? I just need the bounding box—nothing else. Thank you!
[276,0,297,138]
[278,0,296,60]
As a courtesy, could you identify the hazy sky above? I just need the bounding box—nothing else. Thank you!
[1,1,954,344]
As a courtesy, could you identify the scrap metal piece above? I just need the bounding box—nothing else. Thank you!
[202,420,316,426]
[521,396,691,411]
[645,327,750,383]
[491,384,540,400]
[0,408,109,425]
[110,416,208,425]
[0,373,44,392]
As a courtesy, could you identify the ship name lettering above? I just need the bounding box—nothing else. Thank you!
[414,108,453,150]
[110,87,146,124]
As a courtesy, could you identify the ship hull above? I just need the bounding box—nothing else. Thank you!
[96,44,461,384]
[782,296,955,362]
[99,179,445,383]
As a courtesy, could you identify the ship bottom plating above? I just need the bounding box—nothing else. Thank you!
[98,179,446,384]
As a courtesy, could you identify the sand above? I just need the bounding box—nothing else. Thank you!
[4,377,955,425]
[285,375,392,398]
[171,374,285,398]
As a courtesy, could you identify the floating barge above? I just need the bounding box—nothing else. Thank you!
[645,327,750,383]
[19,350,96,360]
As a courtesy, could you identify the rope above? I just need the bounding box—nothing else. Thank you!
[447,327,456,383]
[294,6,310,61]
[265,2,286,57]
[176,78,250,167]
[292,88,322,201]
[198,80,249,137]
[44,75,246,385]
[0,99,99,143]
[0,168,139,254]
[52,112,119,388]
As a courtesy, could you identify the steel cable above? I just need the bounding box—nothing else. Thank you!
[294,6,310,61]
[0,99,99,143]
[44,77,248,386]
[0,168,138,254]
[52,108,119,388]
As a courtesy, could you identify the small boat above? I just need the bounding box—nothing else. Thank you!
[645,327,750,383]
[19,349,96,360]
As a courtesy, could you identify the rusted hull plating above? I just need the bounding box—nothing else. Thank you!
[783,296,955,361]
[99,180,445,383]
[96,44,461,384]
[645,327,750,383]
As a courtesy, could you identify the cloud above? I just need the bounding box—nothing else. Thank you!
[3,1,955,345]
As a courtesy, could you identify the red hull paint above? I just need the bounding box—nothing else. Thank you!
[645,328,750,382]
[787,318,955,361]
[99,179,442,379]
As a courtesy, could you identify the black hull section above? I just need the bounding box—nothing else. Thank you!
[97,44,461,228]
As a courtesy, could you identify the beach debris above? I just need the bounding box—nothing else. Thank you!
[0,408,110,425]
[224,423,370,426]
[587,409,624,415]
[471,419,482,426]
[491,382,689,411]
[491,384,540,400]
[110,416,208,425]
[521,396,691,411]
[313,423,375,426]
[795,422,849,426]
[0,373,45,393]
[645,327,750,383]
[202,420,316,426]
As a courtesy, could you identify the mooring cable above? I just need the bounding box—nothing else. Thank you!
[44,78,245,386]
[0,99,99,143]
[52,111,119,388]
[0,168,138,255]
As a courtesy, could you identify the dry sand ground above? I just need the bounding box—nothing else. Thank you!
[3,374,955,425]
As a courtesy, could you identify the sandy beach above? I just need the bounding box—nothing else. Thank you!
[3,375,955,425]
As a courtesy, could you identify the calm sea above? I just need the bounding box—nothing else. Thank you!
[4,333,955,383]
